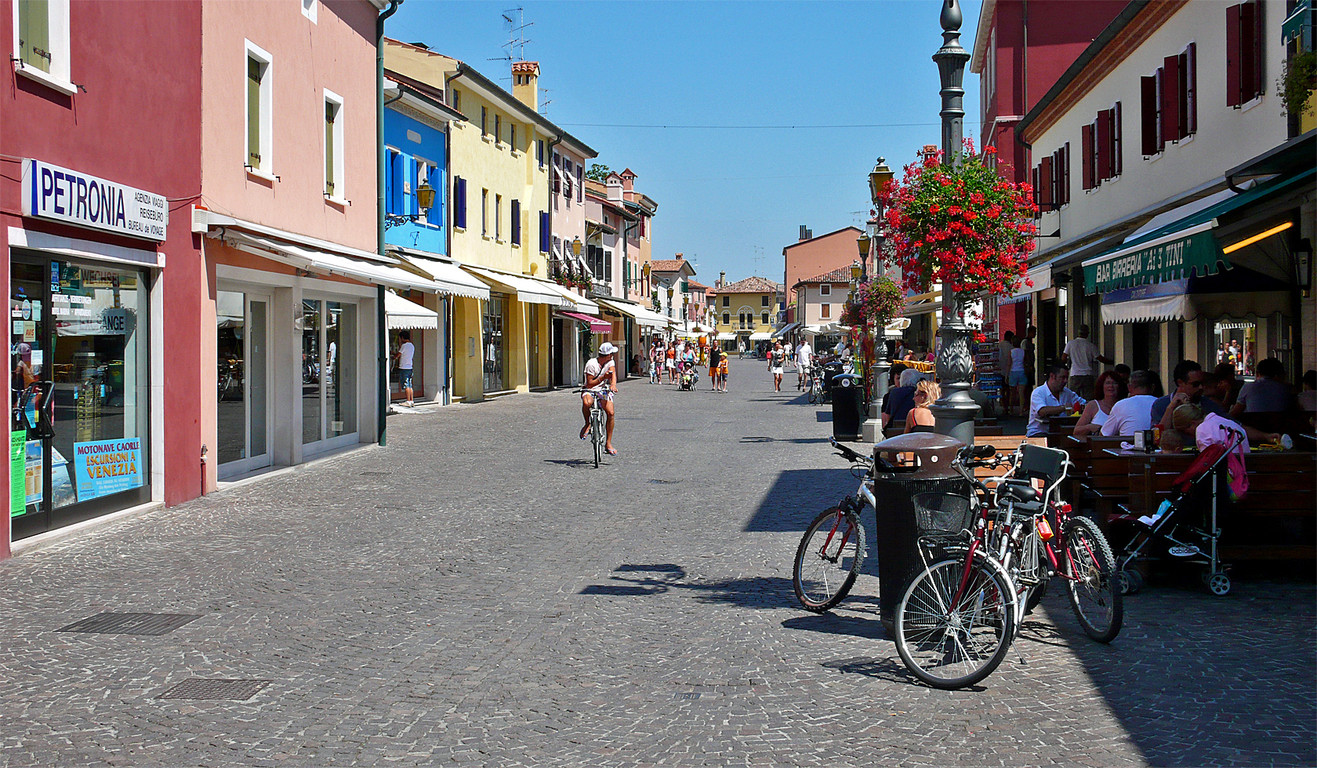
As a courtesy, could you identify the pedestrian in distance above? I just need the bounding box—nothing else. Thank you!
[708,345,722,391]
[1061,324,1113,400]
[997,331,1015,414]
[768,341,786,392]
[394,330,416,407]
[665,343,677,384]
[718,352,729,392]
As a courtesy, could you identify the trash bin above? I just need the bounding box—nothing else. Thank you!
[819,361,844,403]
[831,373,863,441]
[870,432,970,634]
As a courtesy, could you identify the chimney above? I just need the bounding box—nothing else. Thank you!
[511,61,539,111]
[799,225,813,241]
[719,271,726,288]
[620,168,637,192]
[606,173,623,202]
[675,253,683,261]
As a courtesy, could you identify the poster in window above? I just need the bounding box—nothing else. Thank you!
[72,438,143,502]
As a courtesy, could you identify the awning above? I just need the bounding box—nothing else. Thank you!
[217,230,447,293]
[1101,272,1293,325]
[689,323,716,334]
[772,321,800,336]
[540,281,599,313]
[1283,0,1311,44]
[557,311,612,333]
[385,290,440,330]
[389,250,491,300]
[597,298,673,329]
[463,266,569,307]
[748,332,771,341]
[1082,168,1315,294]
[715,332,736,340]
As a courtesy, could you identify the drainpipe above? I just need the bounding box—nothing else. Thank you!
[376,0,400,446]
[546,136,561,388]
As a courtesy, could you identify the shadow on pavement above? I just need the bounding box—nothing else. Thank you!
[819,655,922,685]
[744,468,855,532]
[781,610,886,641]
[815,411,832,422]
[578,565,800,610]
[738,436,831,445]
[543,458,600,468]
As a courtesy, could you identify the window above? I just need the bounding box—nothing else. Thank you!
[820,284,831,296]
[14,0,72,93]
[1035,143,1071,207]
[245,42,273,172]
[762,312,769,325]
[324,91,344,199]
[536,139,544,168]
[761,296,769,306]
[495,194,502,240]
[481,106,487,136]
[821,303,831,319]
[510,199,521,245]
[301,0,317,21]
[386,149,403,215]
[722,312,730,325]
[552,155,561,194]
[453,176,467,229]
[509,124,516,151]
[539,212,550,253]
[415,159,438,224]
[722,295,730,307]
[481,188,488,236]
[495,114,502,146]
[1226,1,1264,106]
[452,89,461,112]
[1081,104,1121,187]
[576,163,583,203]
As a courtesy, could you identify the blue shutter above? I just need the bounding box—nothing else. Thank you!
[426,166,442,227]
[539,212,549,253]
[454,177,467,229]
[387,151,404,215]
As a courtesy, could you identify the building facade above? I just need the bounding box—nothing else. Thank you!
[781,226,863,324]
[711,276,783,353]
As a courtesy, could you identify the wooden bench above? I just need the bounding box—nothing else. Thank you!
[1114,450,1317,561]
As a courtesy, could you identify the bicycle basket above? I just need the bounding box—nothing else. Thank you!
[912,493,974,535]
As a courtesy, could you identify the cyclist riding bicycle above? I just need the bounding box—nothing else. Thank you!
[580,342,619,455]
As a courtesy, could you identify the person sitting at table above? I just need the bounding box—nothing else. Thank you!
[1026,363,1084,437]
[1171,403,1280,454]
[1113,363,1132,383]
[905,379,940,433]
[1101,369,1160,437]
[1230,357,1296,417]
[1074,371,1126,437]
[1299,369,1317,413]
[1152,360,1226,429]
[882,368,923,432]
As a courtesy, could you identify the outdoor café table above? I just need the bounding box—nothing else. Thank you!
[1045,414,1082,447]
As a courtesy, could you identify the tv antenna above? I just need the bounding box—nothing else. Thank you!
[490,7,533,64]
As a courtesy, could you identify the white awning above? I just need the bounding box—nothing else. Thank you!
[1101,294,1190,325]
[216,230,447,293]
[389,250,491,300]
[716,332,736,340]
[385,290,440,330]
[597,298,674,329]
[772,321,800,336]
[462,266,569,307]
[748,331,771,341]
[539,281,599,313]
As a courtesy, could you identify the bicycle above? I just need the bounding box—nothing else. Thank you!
[988,443,1122,643]
[576,388,608,468]
[893,445,1020,690]
[791,438,876,611]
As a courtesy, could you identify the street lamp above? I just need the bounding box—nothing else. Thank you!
[384,182,435,229]
[930,0,979,446]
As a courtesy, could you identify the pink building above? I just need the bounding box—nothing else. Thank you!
[782,226,863,324]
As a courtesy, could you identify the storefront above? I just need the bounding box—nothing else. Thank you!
[10,161,164,540]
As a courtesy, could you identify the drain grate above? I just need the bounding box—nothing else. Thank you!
[59,612,202,636]
[674,692,701,700]
[157,678,270,701]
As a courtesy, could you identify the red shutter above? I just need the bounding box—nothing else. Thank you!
[1140,76,1158,155]
[1081,123,1094,190]
[1063,143,1071,204]
[1112,102,1123,175]
[1162,57,1181,141]
[1096,109,1112,180]
[1032,166,1041,209]
[1039,156,1054,209]
[1226,3,1242,107]
[1240,1,1258,101]
[1185,43,1197,134]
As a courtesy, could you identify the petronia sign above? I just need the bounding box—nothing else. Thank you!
[21,159,168,242]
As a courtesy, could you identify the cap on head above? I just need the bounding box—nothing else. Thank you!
[598,342,618,356]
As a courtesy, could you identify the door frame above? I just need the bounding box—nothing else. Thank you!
[216,289,274,480]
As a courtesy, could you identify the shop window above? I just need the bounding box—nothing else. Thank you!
[483,293,507,392]
[324,91,344,200]
[301,299,357,447]
[1226,1,1264,106]
[245,43,273,173]
[14,0,73,94]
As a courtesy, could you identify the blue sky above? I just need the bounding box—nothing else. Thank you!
[391,0,982,285]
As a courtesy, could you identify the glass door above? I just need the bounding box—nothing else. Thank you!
[10,261,50,535]
[217,290,270,478]
[302,298,357,453]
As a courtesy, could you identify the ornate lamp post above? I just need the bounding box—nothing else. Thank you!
[862,158,894,442]
[929,0,980,446]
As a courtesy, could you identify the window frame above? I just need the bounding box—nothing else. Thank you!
[820,303,831,319]
[481,188,489,237]
[13,0,74,95]
[510,199,521,246]
[323,89,345,203]
[244,40,274,177]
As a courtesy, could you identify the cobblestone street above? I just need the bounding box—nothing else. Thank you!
[1,358,1313,767]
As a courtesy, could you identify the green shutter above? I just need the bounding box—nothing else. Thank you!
[247,57,263,168]
[19,0,51,73]
[324,102,335,196]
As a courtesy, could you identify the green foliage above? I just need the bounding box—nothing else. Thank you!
[586,164,612,182]
[1279,49,1317,118]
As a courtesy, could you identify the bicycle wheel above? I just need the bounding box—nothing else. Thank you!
[792,507,865,612]
[895,556,1017,689]
[1062,516,1123,643]
[591,408,603,468]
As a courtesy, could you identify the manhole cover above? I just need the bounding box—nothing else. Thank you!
[157,679,271,701]
[59,613,202,636]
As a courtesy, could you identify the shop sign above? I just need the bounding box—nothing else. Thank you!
[21,159,168,242]
[1083,228,1226,295]
[72,438,143,502]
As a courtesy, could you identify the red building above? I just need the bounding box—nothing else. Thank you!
[1,1,204,556]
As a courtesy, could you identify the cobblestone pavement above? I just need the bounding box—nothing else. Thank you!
[1,358,1313,767]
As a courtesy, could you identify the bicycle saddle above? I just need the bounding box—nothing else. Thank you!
[1000,480,1040,505]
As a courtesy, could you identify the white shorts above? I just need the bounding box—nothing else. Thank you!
[770,366,784,375]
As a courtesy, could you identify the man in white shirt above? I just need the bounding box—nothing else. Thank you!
[1100,369,1159,436]
[1061,325,1112,400]
[795,340,813,390]
[394,331,416,407]
[1027,363,1085,437]
[580,342,619,455]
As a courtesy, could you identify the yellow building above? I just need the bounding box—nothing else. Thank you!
[710,276,783,353]
[384,40,593,400]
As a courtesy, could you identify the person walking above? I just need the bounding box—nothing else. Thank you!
[393,330,416,407]
[665,342,677,384]
[768,341,786,392]
[708,344,722,391]
[1008,336,1028,417]
[997,331,1015,414]
[1061,324,1112,400]
[795,339,813,391]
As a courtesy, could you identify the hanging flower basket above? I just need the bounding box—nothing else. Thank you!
[877,140,1037,298]
[842,277,904,333]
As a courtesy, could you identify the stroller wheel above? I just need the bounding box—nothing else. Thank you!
[1118,570,1143,595]
[1208,573,1231,596]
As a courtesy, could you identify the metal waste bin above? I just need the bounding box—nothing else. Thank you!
[870,432,969,633]
[831,373,863,441]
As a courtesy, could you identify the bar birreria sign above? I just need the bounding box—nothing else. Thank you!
[21,159,168,242]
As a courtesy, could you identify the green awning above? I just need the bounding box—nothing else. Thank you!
[1081,168,1315,294]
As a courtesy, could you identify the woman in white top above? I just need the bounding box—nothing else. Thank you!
[768,342,786,392]
[1074,372,1126,437]
[1008,338,1028,417]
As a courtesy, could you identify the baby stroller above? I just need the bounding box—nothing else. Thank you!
[678,360,698,391]
[1116,427,1245,597]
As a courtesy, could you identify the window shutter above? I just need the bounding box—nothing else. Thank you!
[1112,102,1123,176]
[455,177,467,229]
[1081,124,1094,190]
[553,165,561,194]
[604,251,612,281]
[1140,76,1158,155]
[1063,143,1071,205]
[1096,109,1112,180]
[539,211,549,253]
[19,0,52,72]
[1039,156,1053,209]
[1240,1,1258,102]
[247,58,263,167]
[1185,44,1197,134]
[1226,3,1242,107]
[576,165,583,202]
[511,199,520,245]
[1162,56,1181,141]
